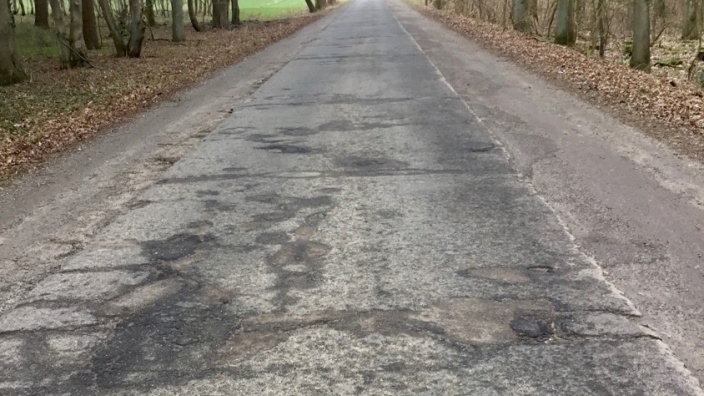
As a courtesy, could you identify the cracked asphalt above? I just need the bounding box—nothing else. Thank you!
[1,0,703,394]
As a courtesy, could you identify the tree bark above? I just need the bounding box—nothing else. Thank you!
[597,0,606,56]
[212,0,227,28]
[48,0,70,67]
[187,0,201,30]
[315,0,325,10]
[304,0,315,12]
[631,0,651,71]
[34,0,49,26]
[145,0,155,26]
[682,0,700,40]
[555,0,576,45]
[96,0,126,55]
[171,0,184,41]
[230,0,238,25]
[69,0,88,66]
[81,0,100,49]
[127,0,145,57]
[18,0,25,15]
[512,0,537,33]
[1,0,26,86]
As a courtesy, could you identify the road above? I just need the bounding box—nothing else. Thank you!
[1,0,703,394]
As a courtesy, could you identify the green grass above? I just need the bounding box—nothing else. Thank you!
[14,16,61,58]
[239,0,309,20]
[12,0,310,60]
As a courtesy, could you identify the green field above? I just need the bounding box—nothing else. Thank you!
[12,0,310,59]
[239,0,309,19]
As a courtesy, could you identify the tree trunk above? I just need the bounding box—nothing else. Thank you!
[34,0,49,26]
[97,0,126,55]
[433,0,443,9]
[48,0,70,67]
[631,0,651,71]
[145,0,155,26]
[597,0,606,56]
[171,0,184,41]
[69,0,88,66]
[315,0,325,10]
[187,0,201,30]
[0,0,26,85]
[18,0,25,15]
[212,0,227,28]
[81,0,100,49]
[304,0,315,12]
[230,0,238,25]
[512,0,537,33]
[682,0,700,39]
[127,0,145,57]
[555,0,576,44]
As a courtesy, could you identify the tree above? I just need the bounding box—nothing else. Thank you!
[304,0,315,12]
[145,0,156,26]
[682,0,700,39]
[34,0,49,27]
[512,0,537,33]
[127,0,146,57]
[631,0,651,71]
[48,0,70,67]
[68,0,89,67]
[597,0,607,57]
[82,0,100,50]
[555,0,576,45]
[187,0,202,31]
[212,0,228,28]
[231,0,239,25]
[315,0,325,10]
[1,0,26,86]
[172,0,184,41]
[97,0,127,56]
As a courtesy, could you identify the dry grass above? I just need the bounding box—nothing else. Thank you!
[0,14,323,180]
[414,4,704,162]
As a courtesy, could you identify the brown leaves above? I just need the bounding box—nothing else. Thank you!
[0,14,322,181]
[416,6,704,161]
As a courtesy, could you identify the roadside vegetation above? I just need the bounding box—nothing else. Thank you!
[0,0,337,180]
[413,0,704,161]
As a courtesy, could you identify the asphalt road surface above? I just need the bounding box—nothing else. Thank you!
[1,0,703,394]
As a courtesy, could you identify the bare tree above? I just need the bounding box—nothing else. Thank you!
[1,0,26,85]
[69,0,89,66]
[172,0,184,41]
[34,0,49,27]
[212,0,228,28]
[597,0,607,57]
[127,0,146,57]
[512,0,538,33]
[304,0,315,12]
[187,0,202,30]
[145,0,156,26]
[97,0,127,55]
[555,0,576,44]
[48,0,70,67]
[231,0,239,25]
[82,0,100,49]
[682,0,700,39]
[631,0,651,70]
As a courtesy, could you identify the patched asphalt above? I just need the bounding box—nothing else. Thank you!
[0,0,702,394]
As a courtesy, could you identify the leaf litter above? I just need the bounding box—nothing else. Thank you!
[413,4,704,162]
[0,14,323,181]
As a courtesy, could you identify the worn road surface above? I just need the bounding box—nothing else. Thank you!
[2,0,704,394]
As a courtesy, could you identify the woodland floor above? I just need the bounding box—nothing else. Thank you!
[0,12,323,181]
[412,2,704,163]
